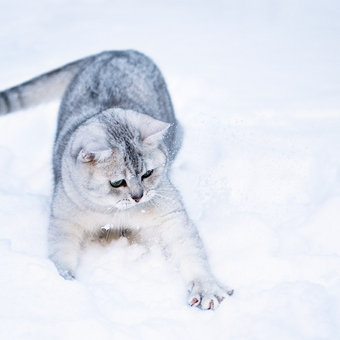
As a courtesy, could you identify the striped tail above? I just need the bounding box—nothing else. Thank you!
[0,57,91,115]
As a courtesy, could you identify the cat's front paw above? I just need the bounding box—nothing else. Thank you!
[188,280,233,310]
[54,264,75,280]
[60,270,75,280]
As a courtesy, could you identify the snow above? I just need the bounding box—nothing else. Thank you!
[0,0,340,339]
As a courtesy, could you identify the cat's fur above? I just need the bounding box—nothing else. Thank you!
[0,50,232,309]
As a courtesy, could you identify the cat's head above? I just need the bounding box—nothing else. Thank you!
[66,108,170,211]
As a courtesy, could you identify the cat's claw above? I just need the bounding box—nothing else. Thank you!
[190,297,200,307]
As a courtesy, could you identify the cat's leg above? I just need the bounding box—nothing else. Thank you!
[145,209,233,310]
[48,216,84,280]
[175,225,234,310]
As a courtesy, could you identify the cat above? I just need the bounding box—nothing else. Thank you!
[0,50,233,309]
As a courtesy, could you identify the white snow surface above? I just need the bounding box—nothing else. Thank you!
[0,1,340,339]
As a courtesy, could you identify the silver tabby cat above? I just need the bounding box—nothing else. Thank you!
[0,50,232,309]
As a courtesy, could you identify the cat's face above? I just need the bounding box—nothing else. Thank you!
[83,145,167,210]
[67,109,170,211]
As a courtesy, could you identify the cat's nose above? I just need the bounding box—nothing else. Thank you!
[132,193,143,202]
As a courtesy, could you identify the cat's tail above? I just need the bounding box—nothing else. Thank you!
[0,57,91,115]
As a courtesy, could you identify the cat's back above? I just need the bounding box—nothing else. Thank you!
[57,50,175,134]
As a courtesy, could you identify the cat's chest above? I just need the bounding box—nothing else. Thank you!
[80,204,159,233]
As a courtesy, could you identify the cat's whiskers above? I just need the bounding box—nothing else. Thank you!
[152,192,178,204]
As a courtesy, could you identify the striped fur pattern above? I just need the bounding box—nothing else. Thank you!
[0,59,89,115]
[0,50,232,309]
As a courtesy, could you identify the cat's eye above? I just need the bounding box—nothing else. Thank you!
[110,179,126,188]
[142,169,153,180]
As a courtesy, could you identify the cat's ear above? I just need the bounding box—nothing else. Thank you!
[73,125,112,163]
[78,147,112,163]
[139,117,171,146]
[121,110,171,146]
